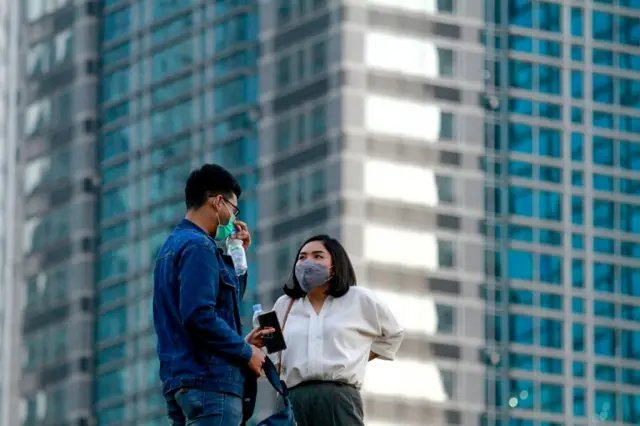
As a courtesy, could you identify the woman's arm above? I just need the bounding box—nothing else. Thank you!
[369,292,404,361]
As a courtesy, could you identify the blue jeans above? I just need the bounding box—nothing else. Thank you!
[166,388,243,426]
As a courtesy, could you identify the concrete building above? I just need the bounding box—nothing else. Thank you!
[2,0,639,426]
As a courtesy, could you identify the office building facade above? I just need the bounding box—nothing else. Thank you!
[3,0,638,426]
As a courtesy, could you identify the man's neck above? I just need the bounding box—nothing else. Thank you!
[185,211,212,235]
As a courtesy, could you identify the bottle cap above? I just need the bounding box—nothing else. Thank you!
[252,304,262,312]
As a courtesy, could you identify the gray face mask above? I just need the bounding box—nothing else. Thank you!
[295,260,331,293]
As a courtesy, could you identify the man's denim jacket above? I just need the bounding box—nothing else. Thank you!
[153,219,252,397]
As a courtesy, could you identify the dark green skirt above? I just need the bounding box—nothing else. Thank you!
[288,381,364,426]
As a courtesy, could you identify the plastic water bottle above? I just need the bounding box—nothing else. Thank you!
[252,304,264,329]
[228,230,247,275]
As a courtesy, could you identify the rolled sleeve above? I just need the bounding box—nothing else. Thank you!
[370,295,404,361]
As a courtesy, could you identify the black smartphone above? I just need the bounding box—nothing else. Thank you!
[257,310,287,354]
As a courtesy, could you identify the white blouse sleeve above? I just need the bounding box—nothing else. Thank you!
[369,292,404,361]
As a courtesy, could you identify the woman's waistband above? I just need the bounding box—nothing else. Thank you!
[290,380,358,391]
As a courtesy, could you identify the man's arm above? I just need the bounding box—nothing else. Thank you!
[179,240,253,364]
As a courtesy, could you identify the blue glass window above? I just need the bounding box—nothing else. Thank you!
[594,326,616,356]
[572,322,584,351]
[97,343,125,367]
[508,34,533,52]
[215,13,258,52]
[509,0,533,28]
[539,357,562,375]
[594,262,615,293]
[539,254,561,284]
[103,42,130,66]
[593,73,614,104]
[571,196,583,225]
[540,383,563,413]
[571,170,583,187]
[621,176,640,195]
[538,40,562,58]
[571,45,583,61]
[538,102,561,121]
[508,249,533,280]
[152,0,192,19]
[622,368,640,386]
[510,352,534,371]
[593,199,615,229]
[508,224,533,242]
[151,39,194,82]
[509,379,534,410]
[594,300,616,318]
[508,122,533,153]
[571,107,583,124]
[594,110,615,129]
[620,52,640,71]
[509,60,534,90]
[595,390,617,421]
[214,75,258,113]
[621,330,640,359]
[592,11,614,42]
[571,70,583,99]
[539,229,561,246]
[619,78,640,109]
[572,297,584,314]
[593,48,614,67]
[508,97,533,115]
[99,246,129,281]
[103,7,131,42]
[574,387,586,416]
[621,266,640,297]
[540,293,562,310]
[508,186,534,217]
[539,318,562,348]
[619,141,640,170]
[622,394,640,424]
[539,190,561,221]
[594,236,615,254]
[621,241,640,259]
[619,114,640,134]
[592,173,614,192]
[509,314,534,345]
[618,15,640,47]
[538,128,561,157]
[572,233,584,250]
[621,304,640,322]
[570,7,583,37]
[508,160,533,179]
[510,289,533,306]
[538,166,561,184]
[573,361,585,378]
[538,65,561,94]
[571,132,583,161]
[97,306,127,342]
[593,136,614,166]
[572,259,584,288]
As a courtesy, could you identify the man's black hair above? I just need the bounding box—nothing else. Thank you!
[184,163,242,210]
[283,234,357,299]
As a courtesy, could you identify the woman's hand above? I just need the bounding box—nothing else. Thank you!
[245,327,275,348]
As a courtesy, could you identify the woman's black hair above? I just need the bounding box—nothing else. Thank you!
[283,234,357,299]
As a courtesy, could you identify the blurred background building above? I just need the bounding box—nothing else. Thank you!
[0,0,638,426]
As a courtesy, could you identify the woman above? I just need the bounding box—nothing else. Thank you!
[270,235,404,426]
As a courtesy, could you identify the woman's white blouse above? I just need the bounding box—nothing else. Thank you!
[270,286,404,389]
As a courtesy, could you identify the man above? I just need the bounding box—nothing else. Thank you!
[153,164,271,426]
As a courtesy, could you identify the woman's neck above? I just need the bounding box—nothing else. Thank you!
[306,287,329,303]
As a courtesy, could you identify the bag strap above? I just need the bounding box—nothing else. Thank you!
[277,298,295,375]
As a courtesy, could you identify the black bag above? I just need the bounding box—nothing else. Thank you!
[243,357,296,425]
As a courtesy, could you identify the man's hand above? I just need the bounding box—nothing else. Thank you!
[247,345,266,376]
[232,220,251,250]
[245,327,275,349]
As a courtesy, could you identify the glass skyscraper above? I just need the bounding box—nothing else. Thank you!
[96,1,260,424]
[1,1,638,426]
[482,0,639,425]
